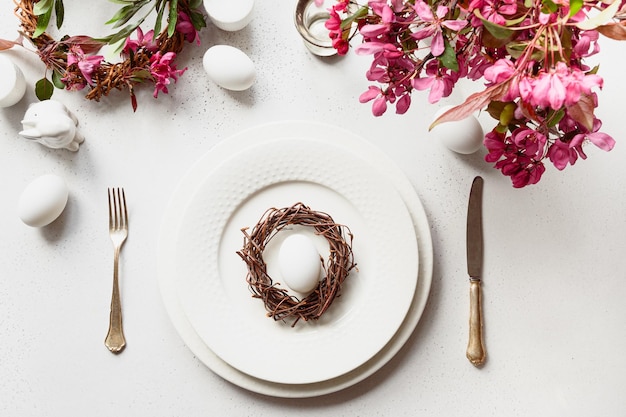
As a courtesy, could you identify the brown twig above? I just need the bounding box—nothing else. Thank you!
[237,203,357,327]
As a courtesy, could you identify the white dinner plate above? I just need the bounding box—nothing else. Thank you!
[175,132,417,384]
[157,121,433,396]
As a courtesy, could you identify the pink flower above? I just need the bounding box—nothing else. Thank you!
[411,0,467,56]
[469,0,517,26]
[411,61,456,103]
[177,11,200,45]
[66,45,103,86]
[547,140,578,170]
[122,27,158,55]
[483,59,516,84]
[149,52,187,98]
[521,63,603,110]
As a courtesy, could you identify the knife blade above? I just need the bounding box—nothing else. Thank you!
[466,176,486,366]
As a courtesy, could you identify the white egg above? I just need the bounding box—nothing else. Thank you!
[18,174,69,227]
[431,105,484,154]
[278,234,321,294]
[203,0,254,31]
[203,45,256,91]
[0,55,26,108]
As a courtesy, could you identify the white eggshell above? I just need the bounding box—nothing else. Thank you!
[203,45,256,91]
[278,234,321,294]
[203,0,254,31]
[432,105,484,154]
[18,174,69,227]
[0,55,26,108]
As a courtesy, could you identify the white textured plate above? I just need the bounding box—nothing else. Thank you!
[175,134,418,384]
[158,121,433,397]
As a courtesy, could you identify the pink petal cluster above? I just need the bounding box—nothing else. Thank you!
[327,0,620,187]
[149,52,187,98]
[122,27,158,55]
[64,45,104,89]
[176,11,201,45]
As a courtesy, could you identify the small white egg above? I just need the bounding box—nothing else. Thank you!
[203,0,254,31]
[18,174,69,227]
[278,234,321,294]
[202,45,256,91]
[432,105,484,154]
[0,55,26,108]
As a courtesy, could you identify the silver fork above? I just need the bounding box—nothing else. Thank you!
[105,188,128,354]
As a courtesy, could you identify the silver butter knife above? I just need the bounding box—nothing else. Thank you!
[466,176,486,366]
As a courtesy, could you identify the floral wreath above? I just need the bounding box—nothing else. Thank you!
[3,0,206,110]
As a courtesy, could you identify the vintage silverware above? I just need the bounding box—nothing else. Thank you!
[466,176,486,366]
[105,188,128,354]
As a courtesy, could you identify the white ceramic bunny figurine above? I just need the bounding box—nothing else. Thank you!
[19,100,84,151]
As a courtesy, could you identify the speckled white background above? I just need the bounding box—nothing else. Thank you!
[1,0,625,415]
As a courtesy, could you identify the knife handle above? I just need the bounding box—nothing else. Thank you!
[467,279,486,366]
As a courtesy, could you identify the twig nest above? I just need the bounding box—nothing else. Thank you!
[0,55,26,108]
[237,203,356,327]
[432,105,484,154]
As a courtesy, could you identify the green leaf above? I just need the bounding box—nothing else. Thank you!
[341,6,368,31]
[547,108,565,127]
[189,0,202,8]
[438,41,459,72]
[33,7,53,38]
[154,0,166,34]
[569,0,583,17]
[474,10,515,39]
[499,102,517,125]
[190,10,206,30]
[106,4,137,26]
[35,77,54,100]
[486,100,507,121]
[51,70,65,89]
[54,0,64,28]
[541,0,558,14]
[33,0,53,15]
[96,23,135,44]
[167,0,179,38]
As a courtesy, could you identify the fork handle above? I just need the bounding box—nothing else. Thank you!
[105,248,126,353]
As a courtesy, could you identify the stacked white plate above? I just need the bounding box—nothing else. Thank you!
[157,121,433,397]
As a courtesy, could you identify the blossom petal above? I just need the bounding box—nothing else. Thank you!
[359,86,381,103]
[372,97,388,116]
[430,31,445,56]
[360,24,389,37]
[587,132,616,152]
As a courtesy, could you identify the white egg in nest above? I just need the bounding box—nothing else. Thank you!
[278,234,322,294]
[17,174,69,227]
[431,105,484,154]
[203,45,256,91]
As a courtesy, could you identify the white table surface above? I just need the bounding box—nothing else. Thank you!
[1,1,625,415]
